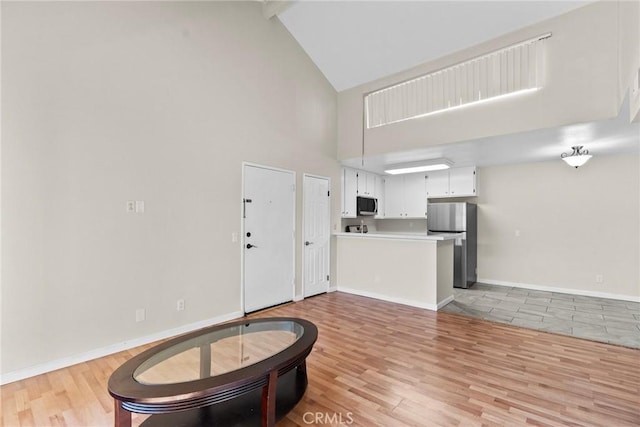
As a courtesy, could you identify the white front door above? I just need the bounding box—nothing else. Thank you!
[303,175,330,298]
[243,164,295,313]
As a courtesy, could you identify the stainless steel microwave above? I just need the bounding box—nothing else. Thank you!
[356,196,378,216]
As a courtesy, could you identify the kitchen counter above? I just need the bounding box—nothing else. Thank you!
[335,233,454,311]
[334,232,462,241]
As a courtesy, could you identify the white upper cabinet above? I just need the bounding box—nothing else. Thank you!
[357,171,377,197]
[403,173,428,217]
[426,167,477,198]
[449,167,477,197]
[342,168,385,217]
[341,168,358,218]
[375,175,385,218]
[425,170,450,198]
[384,176,405,218]
[384,174,427,218]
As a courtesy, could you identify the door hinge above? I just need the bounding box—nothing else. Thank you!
[242,198,252,218]
[292,184,296,192]
[327,190,330,197]
[326,275,330,281]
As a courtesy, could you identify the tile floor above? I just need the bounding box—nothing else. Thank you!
[441,283,640,349]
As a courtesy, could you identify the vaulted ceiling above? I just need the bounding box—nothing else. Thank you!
[278,1,591,92]
[275,1,638,169]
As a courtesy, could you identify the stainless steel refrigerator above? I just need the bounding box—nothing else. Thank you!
[427,202,477,288]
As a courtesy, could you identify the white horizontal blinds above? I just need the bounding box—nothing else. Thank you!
[365,35,548,129]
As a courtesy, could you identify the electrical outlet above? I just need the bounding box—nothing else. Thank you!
[177,299,185,311]
[595,274,604,284]
[126,201,136,213]
[135,308,146,322]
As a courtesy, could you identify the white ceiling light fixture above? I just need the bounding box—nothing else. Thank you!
[385,159,453,175]
[561,146,592,168]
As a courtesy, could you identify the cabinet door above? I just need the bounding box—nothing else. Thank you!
[356,171,365,196]
[449,167,476,197]
[403,173,427,218]
[342,168,358,218]
[425,170,450,198]
[375,175,385,218]
[384,176,405,218]
[356,171,377,197]
[366,173,376,197]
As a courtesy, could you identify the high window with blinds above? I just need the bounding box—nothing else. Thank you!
[365,34,550,129]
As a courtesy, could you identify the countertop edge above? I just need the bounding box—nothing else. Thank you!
[333,232,460,241]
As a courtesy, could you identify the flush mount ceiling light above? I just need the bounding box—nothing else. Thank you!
[384,159,453,175]
[561,145,592,168]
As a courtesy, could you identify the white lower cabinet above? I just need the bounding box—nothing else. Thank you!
[383,174,427,218]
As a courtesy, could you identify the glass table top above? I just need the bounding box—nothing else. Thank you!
[134,320,304,385]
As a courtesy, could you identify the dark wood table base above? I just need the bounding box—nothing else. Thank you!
[109,318,317,427]
[135,365,307,427]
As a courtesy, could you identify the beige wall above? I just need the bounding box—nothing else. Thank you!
[1,1,338,375]
[618,0,640,122]
[338,1,633,161]
[475,153,639,299]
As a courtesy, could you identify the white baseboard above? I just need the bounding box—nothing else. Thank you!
[337,286,439,311]
[0,310,244,385]
[328,286,338,293]
[437,294,455,310]
[293,294,304,302]
[478,278,640,303]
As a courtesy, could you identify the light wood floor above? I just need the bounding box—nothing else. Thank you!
[2,292,639,426]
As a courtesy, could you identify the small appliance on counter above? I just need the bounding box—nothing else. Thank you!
[345,224,368,233]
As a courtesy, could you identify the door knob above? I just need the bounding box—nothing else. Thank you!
[305,241,313,246]
[246,243,257,249]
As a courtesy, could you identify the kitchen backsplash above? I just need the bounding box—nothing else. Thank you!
[340,218,428,234]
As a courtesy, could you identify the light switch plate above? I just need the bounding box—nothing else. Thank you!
[135,200,145,213]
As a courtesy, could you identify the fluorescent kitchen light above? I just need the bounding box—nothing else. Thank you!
[385,163,451,175]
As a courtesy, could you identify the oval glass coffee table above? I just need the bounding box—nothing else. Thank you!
[108,317,317,427]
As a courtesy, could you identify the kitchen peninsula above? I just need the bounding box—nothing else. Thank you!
[335,232,456,310]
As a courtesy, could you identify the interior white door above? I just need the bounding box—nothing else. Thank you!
[303,175,330,298]
[243,165,295,313]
